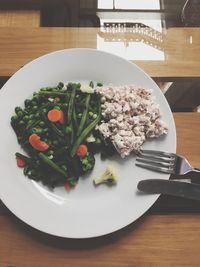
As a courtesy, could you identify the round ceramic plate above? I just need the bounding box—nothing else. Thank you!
[0,49,176,238]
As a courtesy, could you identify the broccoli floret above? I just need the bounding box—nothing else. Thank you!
[93,165,118,185]
[80,153,95,172]
[86,133,96,143]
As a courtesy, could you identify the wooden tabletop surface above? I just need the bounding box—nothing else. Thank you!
[0,27,200,78]
[1,26,200,267]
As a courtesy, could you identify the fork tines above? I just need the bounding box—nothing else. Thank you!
[135,150,176,174]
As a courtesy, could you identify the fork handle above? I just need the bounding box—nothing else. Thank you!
[193,168,200,173]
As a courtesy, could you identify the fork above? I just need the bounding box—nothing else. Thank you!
[136,150,200,175]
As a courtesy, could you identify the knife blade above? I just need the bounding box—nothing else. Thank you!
[137,179,200,201]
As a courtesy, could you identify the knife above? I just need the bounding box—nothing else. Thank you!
[137,179,200,201]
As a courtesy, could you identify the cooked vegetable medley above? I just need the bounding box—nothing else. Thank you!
[11,82,115,189]
[11,81,168,191]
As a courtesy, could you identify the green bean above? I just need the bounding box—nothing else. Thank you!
[40,86,58,92]
[49,123,65,137]
[26,119,40,130]
[70,121,74,144]
[77,94,90,136]
[38,152,67,178]
[73,105,78,129]
[67,84,77,124]
[70,102,101,157]
[39,91,68,96]
[15,152,30,161]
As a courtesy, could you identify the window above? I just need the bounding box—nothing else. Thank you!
[98,0,160,10]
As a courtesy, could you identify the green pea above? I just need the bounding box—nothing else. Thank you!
[53,140,59,146]
[69,178,77,187]
[97,82,103,86]
[54,105,61,110]
[47,150,54,156]
[65,126,72,134]
[31,127,43,134]
[11,115,18,122]
[32,106,38,111]
[57,82,64,89]
[24,99,31,107]
[15,106,22,113]
[29,114,35,119]
[95,137,101,144]
[19,120,25,126]
[61,165,67,171]
[23,115,29,122]
[39,121,45,127]
[17,111,23,117]
[93,114,97,119]
[77,113,82,119]
[89,111,93,117]
[31,101,37,106]
[35,112,40,119]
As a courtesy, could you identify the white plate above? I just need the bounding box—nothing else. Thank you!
[0,49,176,238]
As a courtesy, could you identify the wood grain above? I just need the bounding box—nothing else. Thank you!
[0,214,200,267]
[0,27,200,77]
[0,0,79,9]
[0,10,40,27]
[174,113,200,166]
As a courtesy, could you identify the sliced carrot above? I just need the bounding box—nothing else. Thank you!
[47,109,62,122]
[58,110,65,124]
[34,141,49,151]
[29,133,40,145]
[16,158,26,167]
[76,144,88,157]
[29,133,49,151]
[64,181,71,192]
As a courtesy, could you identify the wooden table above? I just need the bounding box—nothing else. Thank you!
[0,27,200,267]
[0,27,200,78]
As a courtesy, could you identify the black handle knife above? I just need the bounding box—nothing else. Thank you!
[137,179,200,201]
